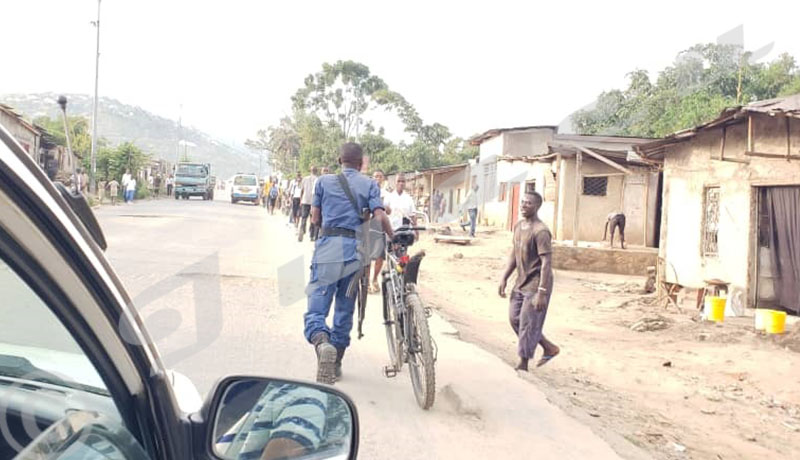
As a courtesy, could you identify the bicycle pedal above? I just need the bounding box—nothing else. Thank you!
[383,366,398,378]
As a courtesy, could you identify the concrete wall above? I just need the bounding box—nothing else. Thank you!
[502,129,555,157]
[659,114,800,307]
[478,134,504,162]
[431,168,469,223]
[476,128,556,228]
[556,156,658,246]
[553,244,658,276]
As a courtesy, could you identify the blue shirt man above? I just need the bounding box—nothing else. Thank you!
[303,143,393,385]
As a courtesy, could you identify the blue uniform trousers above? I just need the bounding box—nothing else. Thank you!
[303,260,362,349]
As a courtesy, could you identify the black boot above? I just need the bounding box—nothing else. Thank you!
[311,332,337,384]
[335,348,345,381]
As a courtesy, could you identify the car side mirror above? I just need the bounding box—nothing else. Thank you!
[200,376,359,460]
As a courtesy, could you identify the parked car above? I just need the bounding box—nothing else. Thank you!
[0,124,359,459]
[230,173,260,205]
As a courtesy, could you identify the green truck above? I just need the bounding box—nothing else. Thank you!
[174,162,214,200]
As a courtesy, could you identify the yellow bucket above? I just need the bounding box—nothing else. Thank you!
[707,296,726,322]
[764,310,787,334]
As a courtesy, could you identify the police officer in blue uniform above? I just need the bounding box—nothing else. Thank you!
[304,142,393,384]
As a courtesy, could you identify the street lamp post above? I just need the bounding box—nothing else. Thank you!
[89,0,101,194]
[57,96,78,194]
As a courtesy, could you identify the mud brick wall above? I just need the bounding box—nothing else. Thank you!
[552,244,658,276]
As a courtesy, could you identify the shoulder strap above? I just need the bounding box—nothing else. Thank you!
[336,173,361,216]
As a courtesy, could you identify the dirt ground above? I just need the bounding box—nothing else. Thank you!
[413,228,800,460]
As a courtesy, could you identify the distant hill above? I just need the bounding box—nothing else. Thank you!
[0,93,259,179]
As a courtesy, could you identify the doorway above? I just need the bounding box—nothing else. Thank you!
[755,186,800,314]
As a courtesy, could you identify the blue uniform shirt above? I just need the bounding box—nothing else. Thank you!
[312,168,383,264]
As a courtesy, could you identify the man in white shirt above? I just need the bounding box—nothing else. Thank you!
[368,169,392,293]
[384,173,416,230]
[125,176,137,203]
[298,166,319,242]
[289,173,302,226]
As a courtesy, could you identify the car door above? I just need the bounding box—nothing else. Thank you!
[0,126,188,459]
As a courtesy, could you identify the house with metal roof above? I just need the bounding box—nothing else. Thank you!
[635,93,800,313]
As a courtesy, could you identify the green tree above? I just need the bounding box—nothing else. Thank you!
[292,60,389,139]
[252,60,480,176]
[573,44,800,138]
[34,115,97,165]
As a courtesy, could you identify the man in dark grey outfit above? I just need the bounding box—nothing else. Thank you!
[498,192,560,371]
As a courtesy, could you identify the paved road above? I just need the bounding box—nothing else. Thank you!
[96,193,622,460]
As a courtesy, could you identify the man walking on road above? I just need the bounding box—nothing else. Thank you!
[304,143,393,385]
[107,178,120,206]
[289,173,302,226]
[498,192,560,371]
[431,190,442,224]
[368,169,390,294]
[461,183,479,237]
[298,166,319,242]
[125,175,137,204]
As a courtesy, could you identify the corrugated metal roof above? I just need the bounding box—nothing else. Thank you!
[0,104,40,135]
[468,125,559,145]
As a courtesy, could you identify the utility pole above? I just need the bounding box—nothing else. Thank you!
[176,105,182,167]
[89,0,102,194]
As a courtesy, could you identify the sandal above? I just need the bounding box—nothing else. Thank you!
[536,351,560,368]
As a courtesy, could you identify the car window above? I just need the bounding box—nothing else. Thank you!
[0,258,108,395]
[234,176,256,186]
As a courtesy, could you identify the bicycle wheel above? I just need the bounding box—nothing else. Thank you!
[405,285,436,410]
[382,278,403,370]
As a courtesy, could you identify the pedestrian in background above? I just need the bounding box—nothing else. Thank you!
[125,175,137,203]
[431,190,442,224]
[304,142,393,384]
[147,174,155,199]
[461,183,479,237]
[166,175,174,196]
[498,192,559,371]
[290,173,302,226]
[298,166,319,242]
[268,181,278,214]
[368,169,391,294]
[107,179,120,206]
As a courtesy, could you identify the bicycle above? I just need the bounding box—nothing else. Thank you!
[381,225,437,409]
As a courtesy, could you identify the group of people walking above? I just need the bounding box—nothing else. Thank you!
[95,170,175,205]
[270,142,558,386]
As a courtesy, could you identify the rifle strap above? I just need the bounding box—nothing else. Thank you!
[336,173,361,216]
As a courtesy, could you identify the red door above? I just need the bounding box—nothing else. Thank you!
[507,183,520,231]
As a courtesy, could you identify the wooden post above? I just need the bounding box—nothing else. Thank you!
[552,154,562,241]
[573,151,582,247]
[747,115,754,152]
[787,117,792,161]
[430,172,435,221]
[719,126,727,161]
[643,173,650,247]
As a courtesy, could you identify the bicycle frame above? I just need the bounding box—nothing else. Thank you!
[382,230,425,370]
